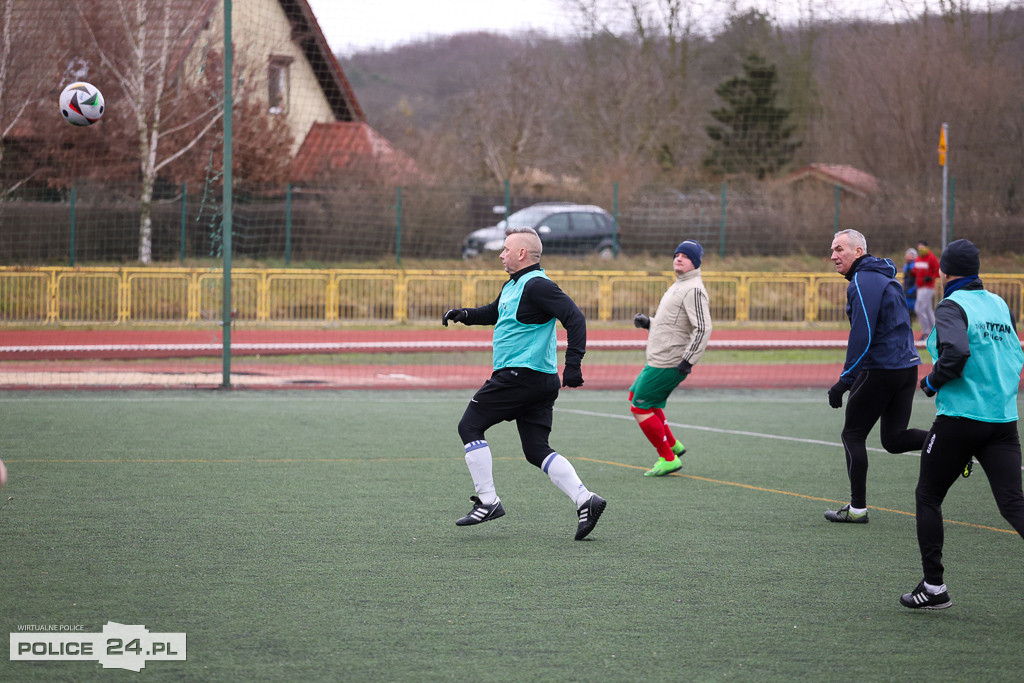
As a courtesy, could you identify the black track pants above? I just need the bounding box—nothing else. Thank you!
[841,367,928,508]
[915,417,1024,585]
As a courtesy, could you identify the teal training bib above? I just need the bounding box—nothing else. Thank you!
[492,270,557,373]
[926,289,1023,422]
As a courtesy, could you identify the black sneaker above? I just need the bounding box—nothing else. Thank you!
[900,581,952,610]
[824,503,869,523]
[455,496,505,526]
[574,494,607,540]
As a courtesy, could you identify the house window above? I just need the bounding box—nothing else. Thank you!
[268,55,293,115]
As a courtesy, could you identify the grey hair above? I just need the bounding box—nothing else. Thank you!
[835,228,867,252]
[505,226,543,259]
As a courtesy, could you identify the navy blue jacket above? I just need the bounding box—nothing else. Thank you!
[839,255,921,385]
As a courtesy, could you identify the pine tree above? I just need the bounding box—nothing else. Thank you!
[704,52,800,179]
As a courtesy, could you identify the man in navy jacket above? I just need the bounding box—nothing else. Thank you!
[824,229,928,523]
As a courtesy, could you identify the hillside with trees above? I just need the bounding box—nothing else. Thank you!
[342,3,1024,233]
[2,1,1022,264]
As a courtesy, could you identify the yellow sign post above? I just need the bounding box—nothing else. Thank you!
[940,123,949,249]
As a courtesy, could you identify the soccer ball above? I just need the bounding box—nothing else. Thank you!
[59,81,105,126]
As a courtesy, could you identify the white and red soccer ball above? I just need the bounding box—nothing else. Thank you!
[59,81,105,126]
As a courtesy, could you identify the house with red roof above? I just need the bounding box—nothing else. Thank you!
[196,0,420,184]
[1,0,417,187]
[783,163,881,199]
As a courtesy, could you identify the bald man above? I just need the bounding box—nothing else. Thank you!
[442,226,607,540]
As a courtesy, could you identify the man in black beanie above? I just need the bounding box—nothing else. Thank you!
[937,237,980,277]
[902,239,1024,609]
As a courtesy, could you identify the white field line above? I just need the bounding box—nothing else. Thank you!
[557,406,895,455]
[0,339,850,354]
[558,406,1023,473]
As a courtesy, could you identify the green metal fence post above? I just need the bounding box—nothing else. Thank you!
[834,184,840,233]
[719,182,727,258]
[69,186,76,266]
[948,177,956,242]
[395,186,403,266]
[221,0,233,388]
[612,182,620,257]
[180,182,187,264]
[285,183,292,266]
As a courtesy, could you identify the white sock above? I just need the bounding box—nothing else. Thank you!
[464,440,497,505]
[542,452,591,507]
[924,581,947,594]
[849,505,867,515]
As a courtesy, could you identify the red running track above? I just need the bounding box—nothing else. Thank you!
[0,327,928,391]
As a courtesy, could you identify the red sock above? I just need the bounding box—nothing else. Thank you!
[634,410,676,460]
[652,408,677,446]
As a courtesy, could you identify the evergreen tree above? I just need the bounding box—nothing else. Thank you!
[704,52,801,179]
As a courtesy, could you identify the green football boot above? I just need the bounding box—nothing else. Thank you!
[644,456,683,477]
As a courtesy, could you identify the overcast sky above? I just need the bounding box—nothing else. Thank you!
[306,0,572,55]
[305,1,1013,56]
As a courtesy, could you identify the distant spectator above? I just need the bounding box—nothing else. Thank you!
[903,248,918,317]
[914,241,941,338]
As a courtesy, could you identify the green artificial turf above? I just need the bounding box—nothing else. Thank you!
[2,390,1021,681]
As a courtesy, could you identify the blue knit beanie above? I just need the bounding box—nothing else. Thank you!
[674,240,703,268]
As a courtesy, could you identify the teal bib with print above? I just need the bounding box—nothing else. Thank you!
[926,289,1023,422]
[492,270,557,373]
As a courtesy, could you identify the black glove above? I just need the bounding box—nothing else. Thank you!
[828,381,849,409]
[920,376,936,397]
[441,308,468,327]
[633,313,650,330]
[676,359,692,377]
[562,364,583,388]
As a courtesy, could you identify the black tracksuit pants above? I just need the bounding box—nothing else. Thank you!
[842,367,928,509]
[915,416,1024,585]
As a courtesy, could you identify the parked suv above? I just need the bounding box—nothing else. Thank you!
[461,203,619,259]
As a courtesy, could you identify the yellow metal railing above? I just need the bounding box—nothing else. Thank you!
[2,266,1022,326]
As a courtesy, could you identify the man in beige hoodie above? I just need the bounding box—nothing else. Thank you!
[629,240,712,476]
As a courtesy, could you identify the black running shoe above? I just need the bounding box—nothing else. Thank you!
[455,495,505,526]
[574,494,607,540]
[900,581,952,610]
[824,503,869,523]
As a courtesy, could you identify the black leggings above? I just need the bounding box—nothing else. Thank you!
[841,367,928,508]
[915,417,1024,585]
